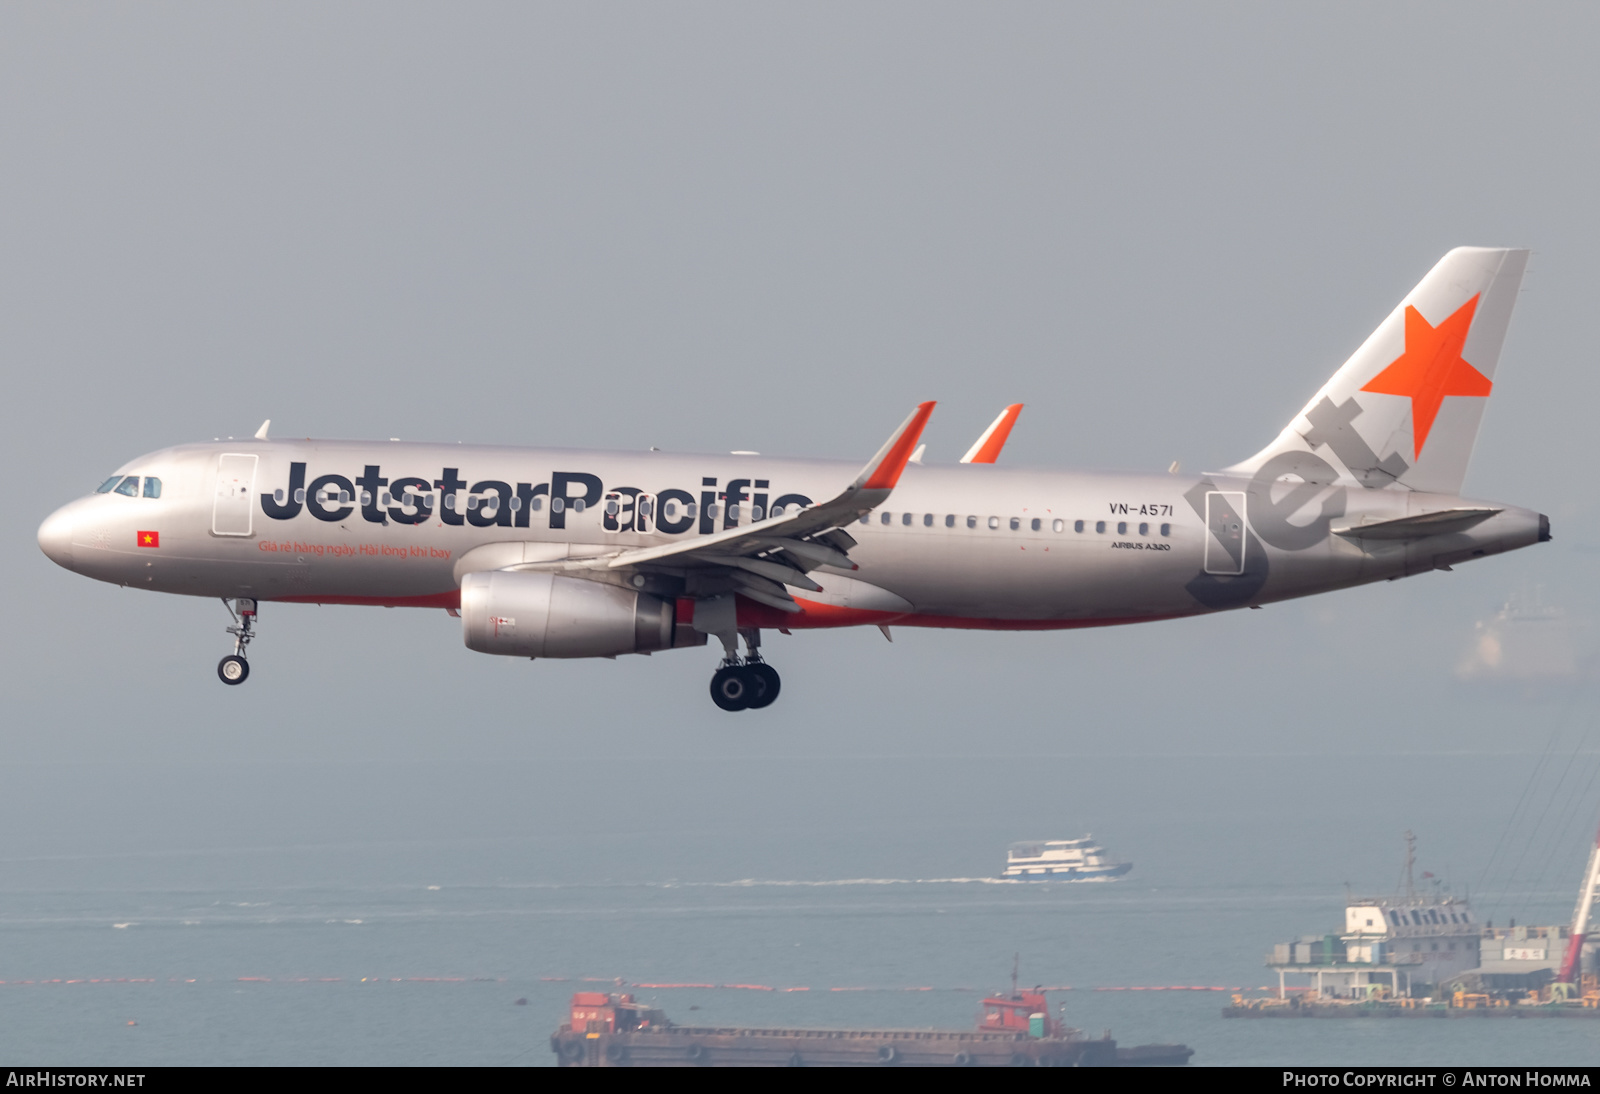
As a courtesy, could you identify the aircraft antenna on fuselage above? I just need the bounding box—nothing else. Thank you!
[254,419,271,440]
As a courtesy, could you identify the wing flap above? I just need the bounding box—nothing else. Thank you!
[701,553,824,592]
[728,571,802,612]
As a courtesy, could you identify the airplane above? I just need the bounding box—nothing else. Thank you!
[37,247,1548,711]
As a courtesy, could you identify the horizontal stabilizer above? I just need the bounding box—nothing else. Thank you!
[1331,507,1501,540]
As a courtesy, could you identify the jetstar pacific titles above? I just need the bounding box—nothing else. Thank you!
[258,463,815,536]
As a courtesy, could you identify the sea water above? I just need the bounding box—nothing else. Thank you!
[0,754,1589,1067]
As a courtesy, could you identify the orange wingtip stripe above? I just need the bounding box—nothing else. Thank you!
[862,401,936,490]
[966,403,1023,464]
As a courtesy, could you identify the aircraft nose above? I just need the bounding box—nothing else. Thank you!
[37,506,75,568]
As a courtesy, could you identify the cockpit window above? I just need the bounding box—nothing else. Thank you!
[142,477,162,499]
[113,476,140,497]
[96,477,122,493]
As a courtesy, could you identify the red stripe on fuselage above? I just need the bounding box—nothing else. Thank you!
[276,591,461,609]
[735,595,1188,632]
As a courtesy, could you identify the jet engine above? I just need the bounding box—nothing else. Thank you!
[460,571,677,658]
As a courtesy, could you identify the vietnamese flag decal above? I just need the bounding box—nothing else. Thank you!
[136,531,160,548]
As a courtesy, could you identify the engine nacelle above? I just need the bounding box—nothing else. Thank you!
[460,571,676,658]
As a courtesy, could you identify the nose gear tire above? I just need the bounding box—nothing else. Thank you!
[217,655,250,685]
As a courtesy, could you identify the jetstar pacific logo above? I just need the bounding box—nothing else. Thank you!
[1360,294,1491,459]
[136,530,160,548]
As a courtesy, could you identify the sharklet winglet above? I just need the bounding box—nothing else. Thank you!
[961,404,1023,464]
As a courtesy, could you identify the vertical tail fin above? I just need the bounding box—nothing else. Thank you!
[1226,247,1529,495]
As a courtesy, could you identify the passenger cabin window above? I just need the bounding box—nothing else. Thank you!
[966,516,977,529]
[1031,518,1042,532]
[881,512,892,525]
[945,514,955,528]
[1053,519,1064,532]
[1095,521,1106,534]
[923,513,933,527]
[96,476,121,493]
[114,476,139,497]
[1117,521,1127,535]
[1160,523,1171,536]
[142,477,161,498]
[275,488,286,504]
[988,516,1000,530]
[901,512,912,526]
[1074,520,1085,533]
[1138,522,1148,536]
[750,505,762,520]
[1009,517,1020,531]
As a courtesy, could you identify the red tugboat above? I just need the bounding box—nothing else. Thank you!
[551,967,1193,1067]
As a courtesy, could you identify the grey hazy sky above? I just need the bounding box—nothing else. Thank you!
[3,5,1599,876]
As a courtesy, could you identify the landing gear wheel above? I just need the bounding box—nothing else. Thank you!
[710,665,754,711]
[217,655,249,685]
[745,662,781,709]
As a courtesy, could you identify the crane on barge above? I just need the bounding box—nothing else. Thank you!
[1557,821,1600,988]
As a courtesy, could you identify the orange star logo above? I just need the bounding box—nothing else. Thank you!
[1359,294,1491,459]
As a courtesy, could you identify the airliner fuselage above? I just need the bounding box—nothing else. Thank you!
[35,247,1552,708]
[37,439,1545,624]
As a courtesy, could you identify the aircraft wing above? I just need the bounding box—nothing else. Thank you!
[550,402,935,612]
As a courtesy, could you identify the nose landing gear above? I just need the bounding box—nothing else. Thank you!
[217,598,257,686]
[708,628,781,712]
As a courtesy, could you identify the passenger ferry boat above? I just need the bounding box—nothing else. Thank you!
[1003,837,1132,881]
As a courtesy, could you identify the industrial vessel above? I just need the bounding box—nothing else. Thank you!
[552,981,1191,1066]
[1226,831,1600,1017]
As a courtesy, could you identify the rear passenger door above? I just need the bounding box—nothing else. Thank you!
[1203,491,1246,575]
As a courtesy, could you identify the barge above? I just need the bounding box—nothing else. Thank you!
[1226,832,1600,1018]
[552,983,1192,1066]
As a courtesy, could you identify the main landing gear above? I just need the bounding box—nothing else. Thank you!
[217,598,257,686]
[709,628,781,712]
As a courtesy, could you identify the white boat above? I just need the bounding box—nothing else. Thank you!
[1003,837,1132,881]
